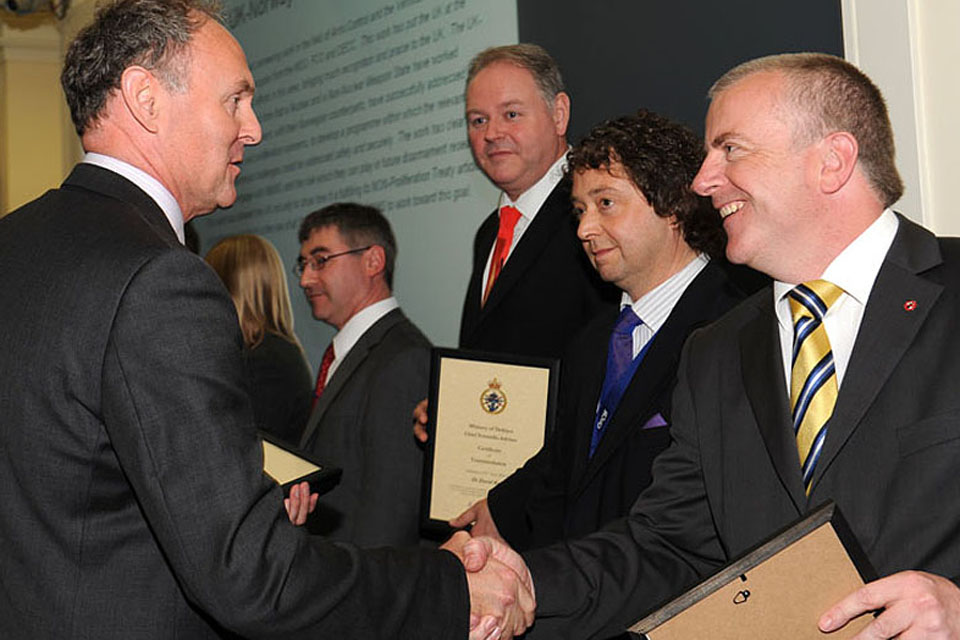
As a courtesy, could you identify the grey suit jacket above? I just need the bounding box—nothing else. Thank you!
[523,215,960,639]
[299,308,430,547]
[0,165,467,639]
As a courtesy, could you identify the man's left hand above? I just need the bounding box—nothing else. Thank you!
[820,570,960,638]
[283,481,318,526]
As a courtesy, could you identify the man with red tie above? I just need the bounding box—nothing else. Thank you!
[296,202,431,548]
[412,44,618,460]
[457,44,617,357]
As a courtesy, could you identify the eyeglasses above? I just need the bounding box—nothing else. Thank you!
[293,246,371,277]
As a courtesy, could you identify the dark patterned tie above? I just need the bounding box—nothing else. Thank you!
[589,307,644,457]
[311,343,335,408]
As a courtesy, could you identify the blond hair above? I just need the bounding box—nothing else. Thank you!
[205,235,301,350]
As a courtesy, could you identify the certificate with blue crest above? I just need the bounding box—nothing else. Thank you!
[421,348,559,535]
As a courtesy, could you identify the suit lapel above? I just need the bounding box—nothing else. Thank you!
[809,216,943,492]
[299,309,405,447]
[483,183,571,315]
[571,336,672,493]
[467,182,572,335]
[64,164,180,247]
[739,293,807,510]
[566,314,615,489]
[460,213,498,344]
[573,263,727,493]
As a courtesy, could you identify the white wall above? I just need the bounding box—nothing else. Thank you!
[912,1,960,235]
[843,0,960,234]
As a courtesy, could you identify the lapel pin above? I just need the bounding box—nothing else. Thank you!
[904,300,917,312]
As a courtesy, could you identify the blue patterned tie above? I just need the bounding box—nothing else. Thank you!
[589,307,644,457]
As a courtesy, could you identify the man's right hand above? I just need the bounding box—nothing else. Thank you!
[450,498,505,543]
[413,398,429,443]
[442,532,536,640]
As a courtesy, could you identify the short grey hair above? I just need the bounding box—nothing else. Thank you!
[710,52,903,207]
[466,43,565,107]
[62,0,223,136]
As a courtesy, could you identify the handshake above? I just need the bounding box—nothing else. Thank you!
[440,524,535,640]
[415,399,536,639]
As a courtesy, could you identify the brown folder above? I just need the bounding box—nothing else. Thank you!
[630,502,876,639]
[260,432,341,497]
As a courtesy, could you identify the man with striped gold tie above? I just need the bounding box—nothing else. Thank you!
[456,52,960,639]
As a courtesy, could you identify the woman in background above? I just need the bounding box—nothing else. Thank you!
[205,234,313,446]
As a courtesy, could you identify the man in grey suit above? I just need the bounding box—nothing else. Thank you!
[0,1,532,638]
[295,203,430,547]
[461,53,960,639]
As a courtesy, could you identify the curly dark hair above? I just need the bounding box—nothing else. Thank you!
[61,0,222,137]
[568,109,725,258]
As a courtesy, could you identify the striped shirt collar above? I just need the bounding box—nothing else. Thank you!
[621,253,710,332]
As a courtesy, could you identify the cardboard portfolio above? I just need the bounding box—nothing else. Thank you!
[630,502,876,639]
[261,432,342,496]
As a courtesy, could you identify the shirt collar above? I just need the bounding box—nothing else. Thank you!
[332,297,399,361]
[620,253,710,333]
[774,208,899,323]
[83,152,185,244]
[497,151,569,222]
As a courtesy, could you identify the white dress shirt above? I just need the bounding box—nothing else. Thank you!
[83,152,186,244]
[621,253,710,358]
[774,208,899,393]
[479,153,569,300]
[325,297,399,383]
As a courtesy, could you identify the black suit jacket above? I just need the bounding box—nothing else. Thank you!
[523,215,960,639]
[299,308,430,547]
[244,332,313,446]
[487,261,746,550]
[0,165,467,639]
[459,179,618,357]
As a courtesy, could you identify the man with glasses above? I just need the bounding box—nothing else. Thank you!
[295,202,431,547]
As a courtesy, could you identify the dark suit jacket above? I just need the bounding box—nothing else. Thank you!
[244,332,313,446]
[0,165,467,639]
[299,308,430,547]
[459,179,618,357]
[487,261,746,551]
[523,215,960,639]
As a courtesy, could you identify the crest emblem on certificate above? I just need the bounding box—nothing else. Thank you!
[480,378,507,414]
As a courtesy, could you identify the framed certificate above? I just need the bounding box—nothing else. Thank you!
[260,431,342,497]
[420,348,559,535]
[630,501,877,639]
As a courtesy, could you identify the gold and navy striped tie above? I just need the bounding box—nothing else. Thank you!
[788,280,843,494]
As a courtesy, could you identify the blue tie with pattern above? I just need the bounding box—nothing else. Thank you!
[590,307,645,458]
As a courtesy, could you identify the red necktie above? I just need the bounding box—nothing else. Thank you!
[482,205,522,306]
[312,343,335,408]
